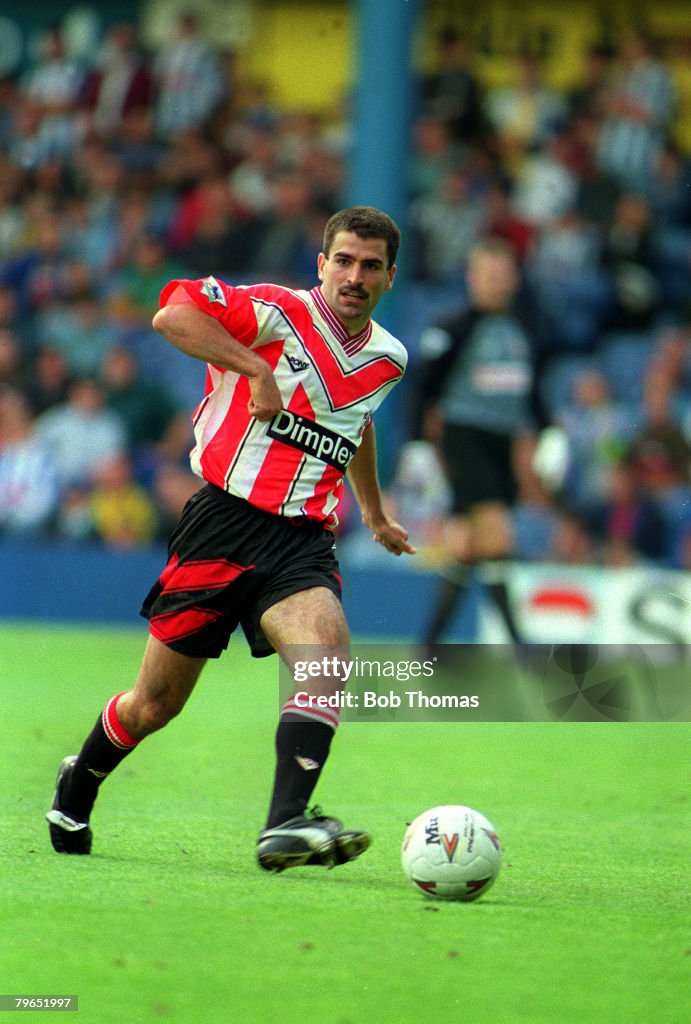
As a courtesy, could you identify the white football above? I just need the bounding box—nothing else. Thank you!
[401,804,502,902]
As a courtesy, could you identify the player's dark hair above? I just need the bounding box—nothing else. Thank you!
[323,206,400,268]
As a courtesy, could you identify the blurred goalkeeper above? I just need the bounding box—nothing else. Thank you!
[416,237,541,650]
[46,206,414,870]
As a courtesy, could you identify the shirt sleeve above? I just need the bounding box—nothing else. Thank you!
[159,276,259,348]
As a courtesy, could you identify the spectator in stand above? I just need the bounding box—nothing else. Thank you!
[54,482,96,542]
[108,234,185,332]
[0,212,69,318]
[18,25,84,163]
[510,468,560,564]
[153,11,227,140]
[251,173,316,287]
[165,141,233,254]
[481,183,536,264]
[646,142,691,228]
[586,456,666,566]
[0,386,59,537]
[101,188,163,276]
[0,76,18,149]
[23,348,71,415]
[318,93,352,161]
[58,193,114,278]
[0,163,26,261]
[484,51,567,173]
[35,376,125,487]
[597,29,676,193]
[409,168,486,284]
[109,107,165,191]
[511,131,580,229]
[158,128,225,195]
[0,329,24,389]
[420,26,483,142]
[175,177,260,279]
[107,233,200,406]
[100,346,180,455]
[601,192,661,333]
[629,368,690,497]
[527,208,611,352]
[79,23,154,141]
[408,114,468,200]
[151,462,201,540]
[652,328,691,428]
[89,454,158,549]
[569,112,622,227]
[548,504,597,565]
[273,109,321,169]
[567,44,613,121]
[387,439,451,550]
[35,289,119,377]
[302,145,344,215]
[557,368,638,509]
[226,126,277,215]
[646,143,691,313]
[5,97,58,173]
[230,80,279,135]
[0,284,31,355]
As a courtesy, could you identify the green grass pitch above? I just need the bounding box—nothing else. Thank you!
[1,622,689,1024]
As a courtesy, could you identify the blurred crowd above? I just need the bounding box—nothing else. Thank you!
[0,15,689,568]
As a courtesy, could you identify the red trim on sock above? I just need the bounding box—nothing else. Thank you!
[102,692,140,750]
[281,696,340,731]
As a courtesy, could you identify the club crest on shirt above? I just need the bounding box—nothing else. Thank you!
[200,276,227,306]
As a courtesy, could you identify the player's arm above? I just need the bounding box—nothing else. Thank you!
[347,424,416,557]
[413,314,469,439]
[152,301,282,421]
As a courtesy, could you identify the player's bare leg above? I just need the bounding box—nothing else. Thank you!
[467,503,524,644]
[256,586,370,872]
[47,637,206,853]
[424,502,523,648]
[117,637,207,738]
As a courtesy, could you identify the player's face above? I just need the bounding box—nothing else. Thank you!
[317,231,396,333]
[467,252,519,312]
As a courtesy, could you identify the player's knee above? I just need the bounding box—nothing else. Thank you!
[316,623,349,647]
[468,522,512,561]
[475,538,511,561]
[134,696,182,734]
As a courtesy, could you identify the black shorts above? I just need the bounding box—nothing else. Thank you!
[140,484,342,659]
[441,423,517,515]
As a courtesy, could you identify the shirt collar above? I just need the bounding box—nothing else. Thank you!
[310,286,373,356]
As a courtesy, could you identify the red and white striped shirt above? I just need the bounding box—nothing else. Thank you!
[159,276,407,525]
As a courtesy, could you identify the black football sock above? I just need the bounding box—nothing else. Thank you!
[423,565,470,646]
[265,714,336,829]
[484,577,524,644]
[60,693,140,821]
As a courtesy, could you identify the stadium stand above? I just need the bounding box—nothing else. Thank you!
[0,9,688,570]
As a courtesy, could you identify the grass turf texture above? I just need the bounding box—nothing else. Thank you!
[1,622,689,1024]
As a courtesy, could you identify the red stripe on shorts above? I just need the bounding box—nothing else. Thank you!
[158,553,253,593]
[149,606,225,645]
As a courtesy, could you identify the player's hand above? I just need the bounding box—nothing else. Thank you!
[367,515,417,557]
[247,366,283,422]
